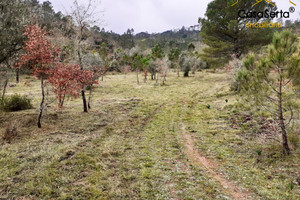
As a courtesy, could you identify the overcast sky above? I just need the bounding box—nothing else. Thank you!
[40,0,300,34]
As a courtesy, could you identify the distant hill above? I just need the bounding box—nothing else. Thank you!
[89,25,202,53]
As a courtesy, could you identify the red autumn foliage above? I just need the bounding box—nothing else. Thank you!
[48,63,97,108]
[17,24,98,109]
[17,24,59,78]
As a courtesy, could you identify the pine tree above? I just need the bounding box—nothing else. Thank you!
[200,0,274,67]
[152,44,164,59]
[168,48,181,77]
[131,53,143,84]
[151,44,164,81]
[237,30,300,155]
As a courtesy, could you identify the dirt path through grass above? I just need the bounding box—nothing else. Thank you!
[181,123,254,200]
[4,72,299,199]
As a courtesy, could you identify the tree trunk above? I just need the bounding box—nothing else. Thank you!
[2,78,8,101]
[82,89,88,112]
[137,70,139,84]
[59,94,66,109]
[144,70,147,83]
[16,68,19,83]
[78,45,88,113]
[163,74,167,85]
[233,35,240,59]
[88,86,92,109]
[156,73,159,84]
[278,76,290,155]
[184,71,189,77]
[37,78,45,128]
[279,110,290,155]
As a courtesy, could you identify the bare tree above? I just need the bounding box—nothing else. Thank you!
[70,0,104,112]
[82,52,102,109]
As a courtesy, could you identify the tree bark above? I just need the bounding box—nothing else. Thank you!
[88,86,92,109]
[77,44,88,113]
[37,78,45,128]
[177,63,180,77]
[2,78,8,101]
[16,68,19,83]
[163,74,167,85]
[184,71,189,77]
[82,89,88,112]
[278,75,290,155]
[144,70,147,83]
[151,73,155,80]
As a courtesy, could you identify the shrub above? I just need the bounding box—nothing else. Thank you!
[288,132,300,150]
[2,122,18,141]
[1,94,33,112]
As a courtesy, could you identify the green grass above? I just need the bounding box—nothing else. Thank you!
[0,71,299,199]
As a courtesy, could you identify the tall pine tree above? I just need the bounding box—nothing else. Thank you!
[200,0,274,67]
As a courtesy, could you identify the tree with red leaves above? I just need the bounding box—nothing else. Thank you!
[17,24,59,78]
[48,63,97,109]
[17,24,59,128]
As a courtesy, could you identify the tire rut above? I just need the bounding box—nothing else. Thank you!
[181,123,255,200]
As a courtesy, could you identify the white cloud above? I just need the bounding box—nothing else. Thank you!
[40,0,300,34]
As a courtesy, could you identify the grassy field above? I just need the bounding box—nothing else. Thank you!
[1,71,300,200]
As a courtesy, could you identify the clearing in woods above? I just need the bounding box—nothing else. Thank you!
[1,71,300,199]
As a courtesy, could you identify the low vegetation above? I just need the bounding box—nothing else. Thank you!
[0,0,300,199]
[1,71,300,199]
[0,94,33,112]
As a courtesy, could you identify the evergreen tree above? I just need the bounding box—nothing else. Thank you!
[131,53,143,84]
[236,30,300,155]
[200,0,274,67]
[188,43,195,52]
[151,44,164,59]
[120,28,135,49]
[150,44,164,80]
[168,48,181,77]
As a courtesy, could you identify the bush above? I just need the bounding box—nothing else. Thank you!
[289,132,300,150]
[229,58,243,92]
[2,121,18,141]
[1,94,33,112]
